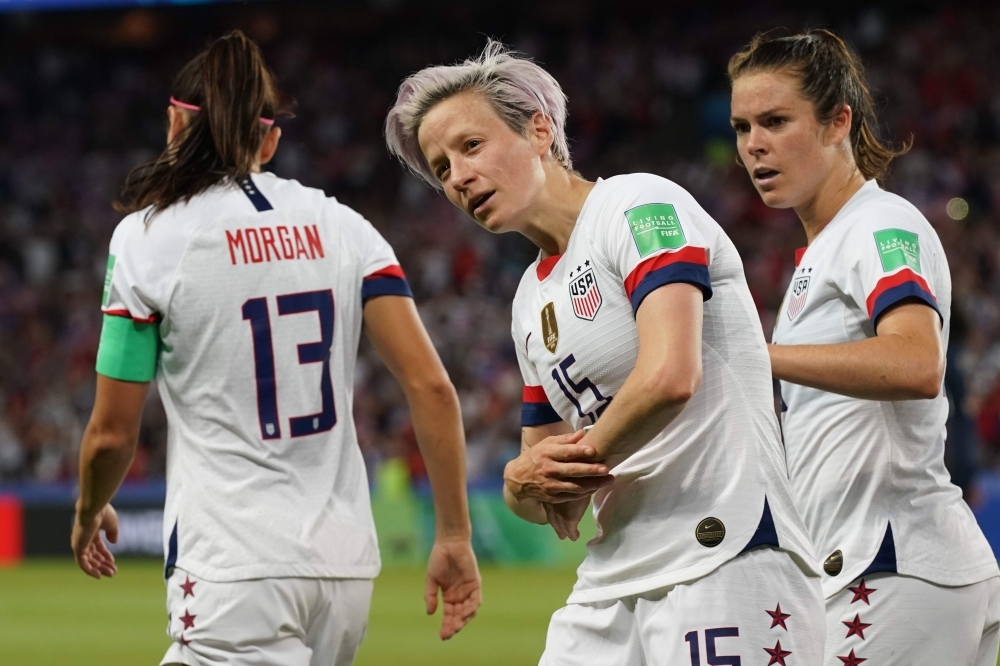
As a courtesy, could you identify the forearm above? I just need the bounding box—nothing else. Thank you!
[580,368,690,462]
[502,485,547,524]
[770,335,942,401]
[76,427,137,521]
[405,381,472,541]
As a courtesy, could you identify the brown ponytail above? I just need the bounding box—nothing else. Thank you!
[728,29,910,181]
[114,30,292,220]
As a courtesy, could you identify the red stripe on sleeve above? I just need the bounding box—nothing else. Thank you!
[865,268,935,318]
[623,246,708,298]
[522,385,550,403]
[364,264,406,280]
[794,247,807,267]
[102,309,159,324]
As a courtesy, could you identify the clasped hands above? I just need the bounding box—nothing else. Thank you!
[503,430,614,541]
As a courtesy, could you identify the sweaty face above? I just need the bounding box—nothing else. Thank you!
[730,71,837,210]
[418,91,547,234]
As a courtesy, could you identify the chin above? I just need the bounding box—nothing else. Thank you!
[757,188,791,209]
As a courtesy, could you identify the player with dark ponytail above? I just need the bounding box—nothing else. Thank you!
[730,29,999,666]
[73,31,480,665]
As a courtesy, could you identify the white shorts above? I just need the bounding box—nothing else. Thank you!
[540,547,825,666]
[825,573,1000,666]
[160,568,373,666]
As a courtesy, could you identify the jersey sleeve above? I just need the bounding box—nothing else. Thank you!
[597,179,714,316]
[96,217,161,382]
[344,206,414,304]
[845,212,942,326]
[512,318,562,427]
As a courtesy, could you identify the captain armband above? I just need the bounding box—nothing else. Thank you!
[95,314,160,382]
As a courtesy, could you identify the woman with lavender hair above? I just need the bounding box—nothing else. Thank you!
[385,41,824,665]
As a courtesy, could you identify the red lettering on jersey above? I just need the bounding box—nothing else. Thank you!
[276,226,295,259]
[244,228,264,263]
[260,227,281,262]
[226,230,247,265]
[293,227,309,259]
[305,225,325,259]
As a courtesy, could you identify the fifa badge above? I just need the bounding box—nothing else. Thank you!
[541,302,559,354]
[787,274,810,320]
[569,263,602,321]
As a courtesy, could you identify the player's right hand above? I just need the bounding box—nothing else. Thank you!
[71,504,119,579]
[425,538,482,640]
[504,431,614,504]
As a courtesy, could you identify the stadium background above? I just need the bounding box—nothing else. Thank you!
[1,0,1000,663]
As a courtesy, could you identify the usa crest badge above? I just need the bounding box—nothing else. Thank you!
[787,275,810,320]
[569,265,602,321]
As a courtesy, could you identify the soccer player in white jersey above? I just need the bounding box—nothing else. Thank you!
[70,32,481,666]
[385,41,824,665]
[729,29,1000,666]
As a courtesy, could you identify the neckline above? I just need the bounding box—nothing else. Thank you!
[533,177,605,282]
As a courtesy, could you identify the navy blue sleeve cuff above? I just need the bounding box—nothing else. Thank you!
[629,263,713,316]
[361,277,414,304]
[521,402,562,427]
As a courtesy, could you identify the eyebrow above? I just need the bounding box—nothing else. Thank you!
[731,107,792,123]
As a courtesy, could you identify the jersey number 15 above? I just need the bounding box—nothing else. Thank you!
[242,289,337,440]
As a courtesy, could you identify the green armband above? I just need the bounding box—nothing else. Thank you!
[95,314,160,382]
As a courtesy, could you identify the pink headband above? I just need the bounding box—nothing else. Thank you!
[170,96,275,127]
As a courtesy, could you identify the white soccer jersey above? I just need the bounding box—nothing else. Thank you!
[101,172,412,582]
[772,179,998,597]
[513,173,818,604]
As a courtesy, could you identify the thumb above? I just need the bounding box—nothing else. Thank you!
[424,571,439,615]
[103,507,120,544]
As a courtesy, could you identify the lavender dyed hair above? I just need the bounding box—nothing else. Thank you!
[384,39,572,188]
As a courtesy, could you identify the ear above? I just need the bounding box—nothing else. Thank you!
[526,110,555,159]
[258,126,282,165]
[166,105,188,145]
[825,103,853,147]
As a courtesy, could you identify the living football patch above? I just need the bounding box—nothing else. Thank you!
[102,255,116,306]
[874,229,921,274]
[625,203,686,258]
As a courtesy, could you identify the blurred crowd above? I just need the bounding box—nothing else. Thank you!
[1,2,999,495]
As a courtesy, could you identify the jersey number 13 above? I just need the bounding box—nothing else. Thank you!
[242,289,337,440]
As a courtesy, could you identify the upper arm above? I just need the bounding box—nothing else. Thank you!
[88,374,150,442]
[363,296,449,394]
[845,213,943,328]
[634,282,704,397]
[596,179,714,317]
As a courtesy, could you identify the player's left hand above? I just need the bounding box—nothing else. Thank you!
[425,537,482,640]
[71,504,119,579]
[544,497,591,541]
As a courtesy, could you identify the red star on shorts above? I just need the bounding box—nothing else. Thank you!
[766,603,791,630]
[838,649,867,666]
[180,609,196,630]
[763,640,792,666]
[180,635,191,647]
[179,576,197,599]
[848,579,877,605]
[843,613,872,639]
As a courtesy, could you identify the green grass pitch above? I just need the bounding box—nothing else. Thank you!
[0,559,577,665]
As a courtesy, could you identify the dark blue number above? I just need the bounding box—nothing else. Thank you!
[705,628,741,666]
[277,290,337,437]
[685,631,700,666]
[551,354,613,424]
[685,628,740,666]
[243,289,337,440]
[242,297,281,440]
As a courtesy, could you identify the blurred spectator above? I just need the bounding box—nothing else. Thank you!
[0,3,998,492]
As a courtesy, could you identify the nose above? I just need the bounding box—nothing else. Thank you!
[446,155,476,192]
[744,125,768,158]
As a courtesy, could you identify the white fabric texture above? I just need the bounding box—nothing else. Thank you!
[512,174,818,604]
[160,567,373,666]
[823,573,1000,666]
[540,547,825,666]
[772,179,997,597]
[104,172,404,581]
